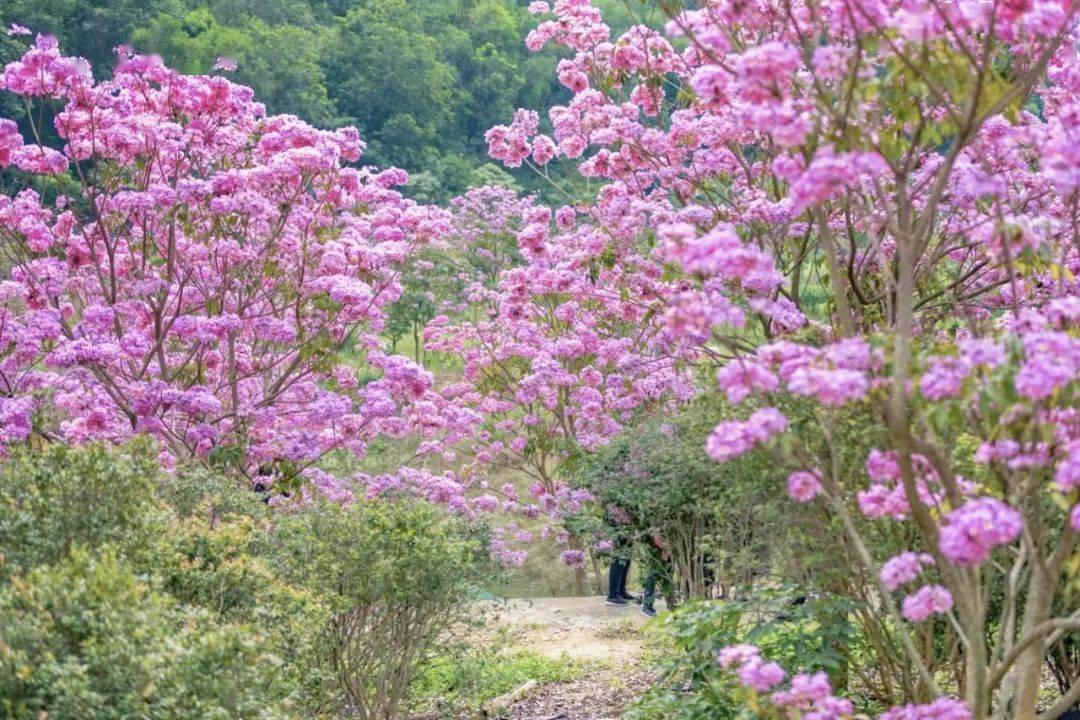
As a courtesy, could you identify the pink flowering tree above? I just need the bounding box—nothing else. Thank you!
[488,1,1079,719]
[0,35,479,498]
[422,182,697,570]
[384,186,534,362]
[443,185,535,291]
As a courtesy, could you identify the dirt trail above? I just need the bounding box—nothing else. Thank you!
[482,596,665,720]
[489,595,658,662]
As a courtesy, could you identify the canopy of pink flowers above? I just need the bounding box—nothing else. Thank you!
[0,35,480,497]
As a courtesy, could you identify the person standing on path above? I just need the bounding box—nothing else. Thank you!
[603,505,639,606]
[639,529,673,617]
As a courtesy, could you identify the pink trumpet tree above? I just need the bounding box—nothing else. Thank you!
[0,36,477,496]
[491,1,1079,719]
[420,186,695,566]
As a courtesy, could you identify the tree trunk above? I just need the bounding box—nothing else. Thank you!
[1011,563,1055,720]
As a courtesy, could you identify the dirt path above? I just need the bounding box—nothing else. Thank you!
[482,596,665,720]
[489,596,659,662]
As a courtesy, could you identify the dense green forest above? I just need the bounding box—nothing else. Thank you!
[0,0,645,201]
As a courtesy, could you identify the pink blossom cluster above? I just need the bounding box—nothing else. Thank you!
[717,645,786,691]
[1055,441,1080,493]
[719,644,975,720]
[880,552,935,592]
[1014,330,1080,401]
[857,450,961,521]
[880,699,972,720]
[559,549,586,567]
[719,647,854,718]
[771,672,854,720]
[705,408,787,463]
[937,498,1023,566]
[786,470,824,502]
[901,584,954,623]
[0,36,480,497]
[788,150,889,215]
[750,338,880,407]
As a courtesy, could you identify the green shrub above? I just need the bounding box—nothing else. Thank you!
[157,462,266,520]
[628,588,856,720]
[0,549,294,720]
[0,441,163,577]
[271,498,492,720]
[150,514,334,712]
[576,396,792,601]
[0,443,332,716]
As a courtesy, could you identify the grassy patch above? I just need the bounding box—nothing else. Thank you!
[594,616,643,640]
[634,610,677,668]
[409,647,580,715]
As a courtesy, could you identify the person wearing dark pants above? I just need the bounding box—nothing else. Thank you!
[640,535,673,617]
[606,555,635,605]
[640,569,658,616]
[602,505,638,606]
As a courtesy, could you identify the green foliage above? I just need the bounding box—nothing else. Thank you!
[628,588,856,720]
[210,0,316,27]
[322,0,460,169]
[155,461,263,519]
[270,498,492,720]
[0,443,333,716]
[0,441,164,578]
[150,513,334,710]
[576,396,793,599]
[131,10,338,126]
[0,549,293,720]
[273,497,488,608]
[627,600,744,720]
[578,395,914,716]
[770,392,926,594]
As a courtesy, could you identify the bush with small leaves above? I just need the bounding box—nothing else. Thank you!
[0,442,335,716]
[272,498,492,720]
[0,441,164,578]
[149,513,334,712]
[0,549,296,720]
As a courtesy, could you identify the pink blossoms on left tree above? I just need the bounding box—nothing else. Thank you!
[0,35,478,497]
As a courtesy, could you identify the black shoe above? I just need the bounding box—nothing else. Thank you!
[606,597,629,606]
[641,606,658,618]
[620,592,641,603]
